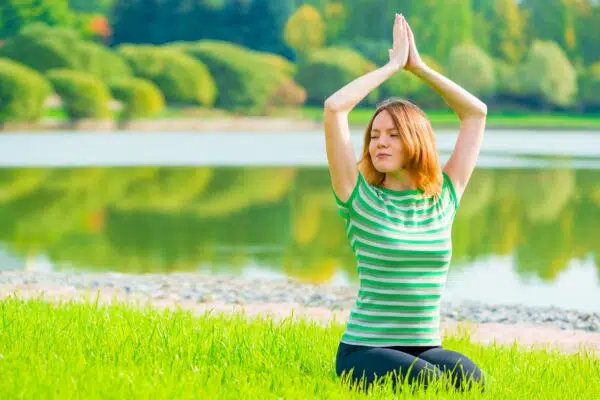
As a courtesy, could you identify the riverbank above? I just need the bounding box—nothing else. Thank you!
[1,270,598,357]
[2,107,600,132]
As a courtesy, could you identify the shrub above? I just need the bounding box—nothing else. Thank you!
[0,58,51,123]
[47,69,111,120]
[109,77,165,121]
[118,45,216,107]
[0,23,132,83]
[179,40,289,113]
[296,47,378,105]
[447,44,496,98]
[77,42,132,83]
[0,24,80,73]
[580,63,600,110]
[519,40,577,107]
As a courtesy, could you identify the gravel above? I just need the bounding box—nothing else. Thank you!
[1,270,599,333]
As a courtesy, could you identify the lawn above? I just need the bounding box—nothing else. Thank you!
[1,297,598,399]
[301,107,600,130]
[41,106,600,131]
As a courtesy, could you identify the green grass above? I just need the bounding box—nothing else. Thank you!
[301,106,600,130]
[41,106,600,130]
[1,297,598,399]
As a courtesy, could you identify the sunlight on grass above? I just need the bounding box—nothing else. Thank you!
[0,297,598,399]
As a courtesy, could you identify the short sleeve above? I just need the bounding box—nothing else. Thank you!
[332,172,365,220]
[442,171,460,210]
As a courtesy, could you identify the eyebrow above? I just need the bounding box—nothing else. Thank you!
[371,128,398,132]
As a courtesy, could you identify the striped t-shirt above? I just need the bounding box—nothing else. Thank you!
[333,171,459,347]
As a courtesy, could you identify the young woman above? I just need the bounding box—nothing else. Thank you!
[324,14,488,392]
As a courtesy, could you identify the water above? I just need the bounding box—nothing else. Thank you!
[1,131,599,312]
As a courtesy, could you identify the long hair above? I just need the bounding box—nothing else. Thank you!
[358,98,443,197]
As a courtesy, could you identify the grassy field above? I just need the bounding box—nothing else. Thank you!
[41,106,600,130]
[1,297,598,399]
[302,107,600,130]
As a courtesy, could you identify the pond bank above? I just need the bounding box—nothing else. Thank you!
[2,116,600,133]
[1,270,598,357]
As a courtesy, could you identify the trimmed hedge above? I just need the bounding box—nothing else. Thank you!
[118,45,216,107]
[109,77,165,121]
[78,42,132,83]
[0,24,80,72]
[296,47,378,105]
[0,58,51,123]
[47,69,111,120]
[0,23,132,83]
[177,40,289,113]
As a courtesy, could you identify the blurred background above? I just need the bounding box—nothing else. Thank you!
[0,0,599,312]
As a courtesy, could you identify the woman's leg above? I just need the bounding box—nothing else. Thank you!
[417,347,486,391]
[336,343,443,391]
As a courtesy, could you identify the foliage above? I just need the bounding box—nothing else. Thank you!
[519,40,578,107]
[0,59,51,123]
[296,47,378,105]
[284,4,326,57]
[118,45,217,106]
[47,69,111,120]
[178,40,293,112]
[109,77,165,121]
[447,44,496,98]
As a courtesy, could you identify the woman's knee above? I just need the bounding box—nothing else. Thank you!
[418,348,486,391]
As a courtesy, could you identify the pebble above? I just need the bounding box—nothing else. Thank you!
[1,270,598,333]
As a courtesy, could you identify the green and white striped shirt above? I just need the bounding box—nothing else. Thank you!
[333,171,459,347]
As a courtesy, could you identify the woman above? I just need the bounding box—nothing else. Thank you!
[324,14,488,392]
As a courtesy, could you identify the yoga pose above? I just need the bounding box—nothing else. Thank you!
[324,13,487,392]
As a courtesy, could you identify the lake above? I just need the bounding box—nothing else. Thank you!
[1,130,599,312]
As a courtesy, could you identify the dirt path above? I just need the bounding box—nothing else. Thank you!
[2,284,598,357]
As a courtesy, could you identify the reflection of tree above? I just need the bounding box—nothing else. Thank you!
[0,166,597,285]
[519,169,575,223]
[452,170,495,265]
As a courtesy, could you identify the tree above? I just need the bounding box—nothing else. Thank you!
[0,0,77,39]
[284,4,325,57]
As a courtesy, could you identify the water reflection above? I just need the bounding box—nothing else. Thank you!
[0,166,599,291]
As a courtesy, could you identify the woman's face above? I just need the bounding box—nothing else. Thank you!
[369,110,404,173]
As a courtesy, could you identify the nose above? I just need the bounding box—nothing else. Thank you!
[377,136,390,147]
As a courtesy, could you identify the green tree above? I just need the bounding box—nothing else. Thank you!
[284,4,326,57]
[0,0,78,39]
[519,40,578,107]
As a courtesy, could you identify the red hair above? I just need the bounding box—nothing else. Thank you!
[358,98,443,197]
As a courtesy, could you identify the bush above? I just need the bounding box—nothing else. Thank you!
[406,56,447,108]
[296,47,378,105]
[580,63,600,110]
[0,23,132,83]
[0,24,80,73]
[447,44,496,98]
[178,40,290,113]
[118,45,216,107]
[258,52,297,76]
[109,77,165,122]
[519,40,577,107]
[0,58,51,123]
[77,42,132,83]
[47,69,111,121]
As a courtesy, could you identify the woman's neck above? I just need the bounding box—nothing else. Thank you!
[382,171,417,191]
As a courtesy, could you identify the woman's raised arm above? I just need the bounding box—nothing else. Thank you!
[324,14,409,203]
[405,23,487,201]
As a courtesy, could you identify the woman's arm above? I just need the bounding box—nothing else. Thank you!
[405,24,487,201]
[324,14,409,203]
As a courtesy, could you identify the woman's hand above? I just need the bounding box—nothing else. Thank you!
[405,22,425,72]
[387,13,409,72]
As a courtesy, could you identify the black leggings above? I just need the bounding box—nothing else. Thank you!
[336,342,486,392]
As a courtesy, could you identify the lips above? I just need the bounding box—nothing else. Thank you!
[376,153,391,158]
